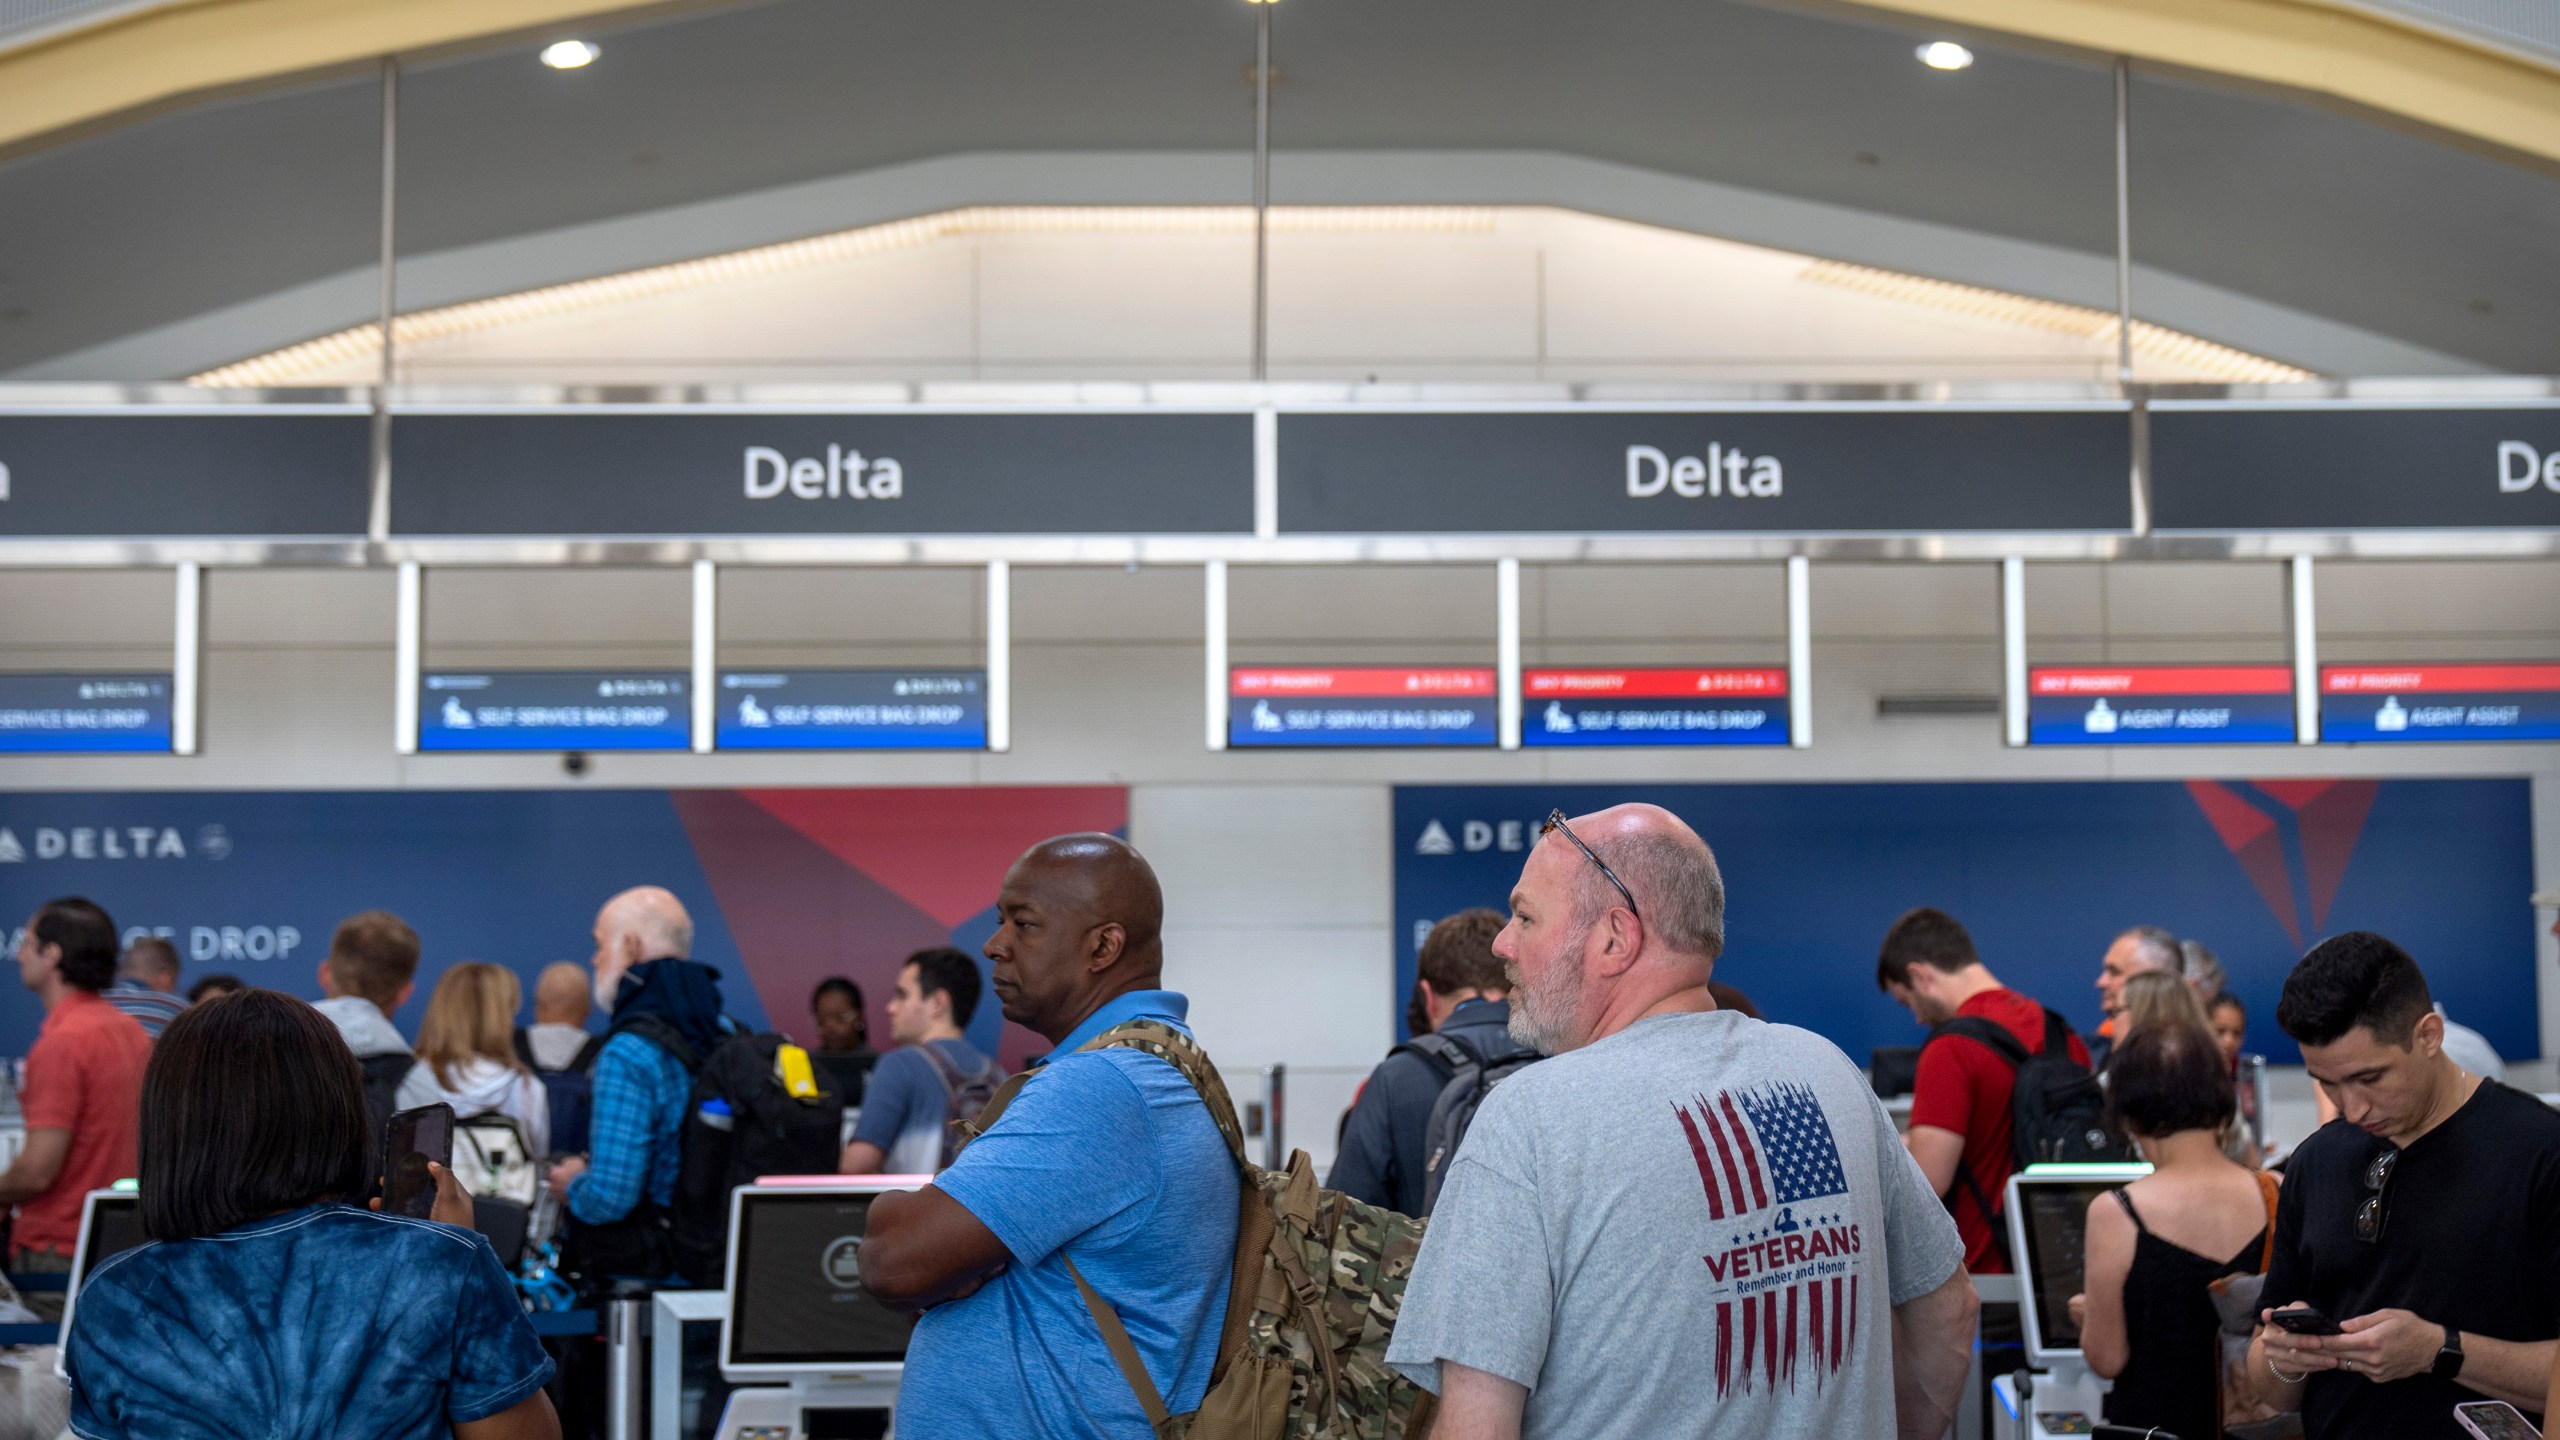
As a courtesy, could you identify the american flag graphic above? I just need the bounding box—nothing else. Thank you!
[1675,1084,1858,1398]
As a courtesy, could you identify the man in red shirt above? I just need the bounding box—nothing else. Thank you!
[1876,906,2091,1274]
[4,897,151,1319]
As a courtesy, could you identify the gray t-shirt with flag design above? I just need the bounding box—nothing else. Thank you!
[1386,1009,1963,1440]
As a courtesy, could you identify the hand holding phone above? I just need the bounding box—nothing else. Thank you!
[380,1103,455,1220]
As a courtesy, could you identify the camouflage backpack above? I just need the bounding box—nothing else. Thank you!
[964,1019,1436,1440]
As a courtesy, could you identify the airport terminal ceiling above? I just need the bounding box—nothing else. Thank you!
[0,0,2556,384]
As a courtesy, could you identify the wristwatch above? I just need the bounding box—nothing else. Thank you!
[2432,1325,2465,1382]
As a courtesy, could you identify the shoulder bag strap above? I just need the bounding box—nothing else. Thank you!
[2254,1168,2281,1274]
[1064,1257,1178,1439]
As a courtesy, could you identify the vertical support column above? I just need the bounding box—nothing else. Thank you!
[1496,558,1522,751]
[2290,555,2319,745]
[1250,0,1272,382]
[690,559,716,754]
[1261,1063,1287,1169]
[2113,56,2135,385]
[603,1295,646,1440]
[2002,557,2029,748]
[171,562,202,757]
[1205,560,1230,752]
[392,561,421,756]
[986,560,1012,754]
[1785,556,1812,750]
[1253,407,1278,540]
[367,57,399,543]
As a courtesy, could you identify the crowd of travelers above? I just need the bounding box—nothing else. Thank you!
[10,809,2560,1440]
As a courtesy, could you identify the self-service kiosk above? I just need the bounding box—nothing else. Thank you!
[1991,1162,2153,1440]
[713,1177,925,1440]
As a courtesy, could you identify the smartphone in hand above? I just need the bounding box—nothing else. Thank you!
[2454,1402,2542,1440]
[2269,1306,2343,1336]
[381,1103,455,1220]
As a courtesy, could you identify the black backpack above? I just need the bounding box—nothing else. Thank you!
[1922,1008,2130,1231]
[1397,1027,1541,1215]
[666,1030,846,1288]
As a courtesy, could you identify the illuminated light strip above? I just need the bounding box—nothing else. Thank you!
[189,205,1495,387]
[1797,259,2313,384]
[191,204,2309,387]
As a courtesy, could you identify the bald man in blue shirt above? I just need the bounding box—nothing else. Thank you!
[861,834,1238,1439]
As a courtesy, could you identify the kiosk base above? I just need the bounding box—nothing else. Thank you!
[713,1378,899,1440]
[1992,1364,2107,1440]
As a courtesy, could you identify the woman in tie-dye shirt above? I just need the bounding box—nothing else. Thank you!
[63,989,558,1440]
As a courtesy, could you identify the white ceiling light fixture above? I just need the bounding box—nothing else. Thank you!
[1916,41,1974,71]
[540,39,601,70]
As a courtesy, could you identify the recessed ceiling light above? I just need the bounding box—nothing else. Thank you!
[1917,41,1974,71]
[540,40,600,70]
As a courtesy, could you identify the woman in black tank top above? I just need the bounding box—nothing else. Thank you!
[2070,1023,2273,1440]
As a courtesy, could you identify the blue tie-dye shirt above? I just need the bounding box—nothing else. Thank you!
[64,1204,553,1440]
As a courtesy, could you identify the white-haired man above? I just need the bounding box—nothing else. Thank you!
[1387,803,1978,1440]
[547,886,732,1281]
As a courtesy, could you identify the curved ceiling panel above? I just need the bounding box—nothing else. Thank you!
[0,0,2549,381]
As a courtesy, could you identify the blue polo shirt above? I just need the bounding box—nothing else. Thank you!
[897,990,1239,1439]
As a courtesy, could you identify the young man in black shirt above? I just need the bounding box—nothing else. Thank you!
[2251,931,2560,1439]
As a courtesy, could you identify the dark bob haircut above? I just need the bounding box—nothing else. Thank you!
[1875,907,1980,991]
[905,946,984,1028]
[2276,931,2433,1049]
[30,897,118,993]
[811,976,865,1012]
[2104,1023,2238,1140]
[139,989,370,1242]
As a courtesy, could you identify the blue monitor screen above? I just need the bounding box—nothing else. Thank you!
[714,670,987,750]
[0,675,173,754]
[418,672,689,752]
[1228,667,1497,748]
[2026,666,2297,745]
[2322,664,2560,743]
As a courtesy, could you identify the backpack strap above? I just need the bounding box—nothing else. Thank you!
[2038,1008,2079,1064]
[1925,1015,2032,1068]
[1392,1030,1476,1085]
[607,1013,704,1073]
[511,1027,539,1072]
[1063,1257,1179,1440]
[914,1041,965,1099]
[1078,1020,1252,1169]
[568,1032,608,1075]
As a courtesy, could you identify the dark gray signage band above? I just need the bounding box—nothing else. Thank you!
[1275,408,2135,534]
[0,413,370,538]
[2149,404,2560,531]
[389,411,1256,536]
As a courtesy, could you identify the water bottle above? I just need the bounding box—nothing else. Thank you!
[698,1097,734,1132]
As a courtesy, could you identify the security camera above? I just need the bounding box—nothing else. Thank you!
[562,751,590,777]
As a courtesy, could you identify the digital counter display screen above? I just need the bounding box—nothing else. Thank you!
[2026,666,2296,745]
[1229,667,1496,748]
[0,675,173,754]
[1522,668,1789,747]
[418,672,690,752]
[728,1193,910,1367]
[2321,664,2560,743]
[716,669,987,750]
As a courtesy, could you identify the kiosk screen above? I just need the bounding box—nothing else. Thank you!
[729,1192,910,1368]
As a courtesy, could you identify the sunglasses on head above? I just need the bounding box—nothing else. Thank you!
[1541,810,1642,924]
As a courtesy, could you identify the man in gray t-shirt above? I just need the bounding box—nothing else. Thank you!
[1386,803,1977,1440]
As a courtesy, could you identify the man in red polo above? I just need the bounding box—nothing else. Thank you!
[3,897,150,1319]
[1875,906,2092,1273]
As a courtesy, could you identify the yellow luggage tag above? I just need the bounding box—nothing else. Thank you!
[774,1042,821,1100]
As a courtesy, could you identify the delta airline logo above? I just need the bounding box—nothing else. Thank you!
[1413,818,1530,856]
[2184,779,2376,949]
[1676,1083,1863,1397]
[0,822,229,863]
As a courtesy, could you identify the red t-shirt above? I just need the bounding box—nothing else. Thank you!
[16,990,150,1255]
[1907,987,2091,1275]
